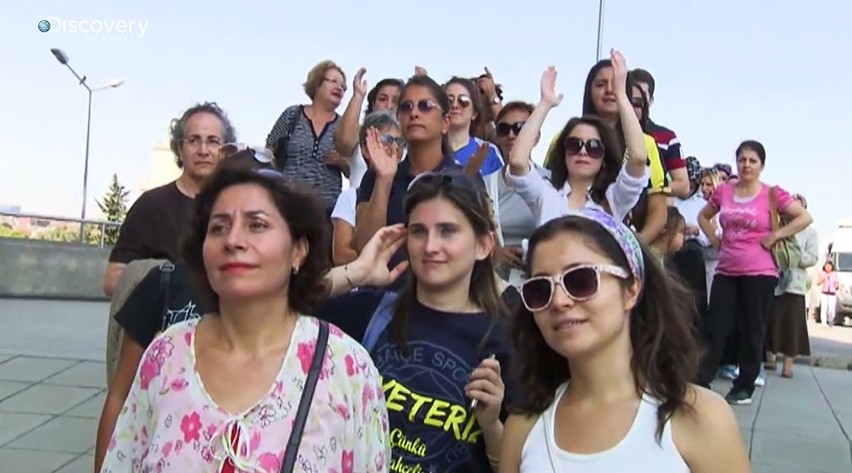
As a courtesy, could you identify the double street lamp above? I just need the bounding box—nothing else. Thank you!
[49,48,123,222]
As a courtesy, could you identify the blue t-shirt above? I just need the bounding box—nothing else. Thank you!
[453,137,503,177]
[315,289,514,473]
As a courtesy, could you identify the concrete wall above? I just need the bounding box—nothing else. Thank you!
[0,237,109,301]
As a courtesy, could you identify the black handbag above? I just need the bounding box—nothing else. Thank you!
[279,319,329,473]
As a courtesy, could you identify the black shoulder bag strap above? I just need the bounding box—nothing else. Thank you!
[280,319,329,473]
[273,105,303,171]
[158,261,175,332]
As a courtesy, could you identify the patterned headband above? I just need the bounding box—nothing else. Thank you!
[569,208,645,282]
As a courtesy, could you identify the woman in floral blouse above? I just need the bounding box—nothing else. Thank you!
[100,157,409,473]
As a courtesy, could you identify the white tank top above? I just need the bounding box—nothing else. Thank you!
[520,383,690,473]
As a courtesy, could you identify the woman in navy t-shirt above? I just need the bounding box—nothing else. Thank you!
[316,168,513,473]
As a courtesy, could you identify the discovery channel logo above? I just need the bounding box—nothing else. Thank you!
[38,16,149,40]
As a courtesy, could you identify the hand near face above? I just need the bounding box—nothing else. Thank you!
[347,224,409,287]
[365,128,400,178]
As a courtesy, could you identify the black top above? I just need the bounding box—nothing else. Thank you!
[114,263,204,348]
[109,182,193,264]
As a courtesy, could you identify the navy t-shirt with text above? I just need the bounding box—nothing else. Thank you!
[315,289,514,473]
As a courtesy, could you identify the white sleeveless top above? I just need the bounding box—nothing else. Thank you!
[520,383,690,473]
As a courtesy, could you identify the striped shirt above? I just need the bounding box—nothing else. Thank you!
[266,105,342,210]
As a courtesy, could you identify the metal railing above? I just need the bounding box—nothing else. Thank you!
[0,211,122,248]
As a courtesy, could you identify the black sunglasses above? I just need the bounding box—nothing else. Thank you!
[398,99,443,115]
[448,94,472,108]
[379,134,407,149]
[564,137,605,160]
[519,264,629,312]
[495,121,526,137]
[406,171,479,194]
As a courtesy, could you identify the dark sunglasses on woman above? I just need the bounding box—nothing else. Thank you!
[518,264,629,312]
[448,94,472,108]
[564,137,605,159]
[495,121,526,137]
[398,99,443,115]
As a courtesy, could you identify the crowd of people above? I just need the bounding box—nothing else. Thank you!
[91,49,818,473]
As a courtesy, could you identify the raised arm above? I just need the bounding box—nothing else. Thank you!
[352,128,401,250]
[334,67,368,156]
[611,49,647,178]
[508,66,562,177]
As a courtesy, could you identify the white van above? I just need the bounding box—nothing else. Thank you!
[828,220,852,323]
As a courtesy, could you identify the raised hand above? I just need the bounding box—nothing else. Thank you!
[476,67,497,101]
[364,127,400,178]
[353,67,367,97]
[347,224,409,287]
[540,66,564,108]
[610,48,628,97]
[414,65,428,77]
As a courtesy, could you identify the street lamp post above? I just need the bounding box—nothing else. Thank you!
[595,0,606,61]
[49,48,123,239]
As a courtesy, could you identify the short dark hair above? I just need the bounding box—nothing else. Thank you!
[735,140,766,165]
[169,102,237,168]
[631,68,656,98]
[366,78,404,115]
[182,164,331,315]
[494,101,534,123]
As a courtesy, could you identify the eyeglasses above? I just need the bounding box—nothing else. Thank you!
[495,121,526,137]
[564,137,605,160]
[518,264,629,312]
[379,134,407,149]
[398,99,443,115]
[448,94,471,108]
[323,77,348,92]
[220,143,274,164]
[183,135,223,150]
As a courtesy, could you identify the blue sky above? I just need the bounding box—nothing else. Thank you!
[2,0,850,238]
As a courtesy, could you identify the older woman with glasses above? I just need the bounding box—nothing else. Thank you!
[330,110,406,266]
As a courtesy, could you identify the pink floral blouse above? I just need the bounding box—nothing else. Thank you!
[100,316,390,473]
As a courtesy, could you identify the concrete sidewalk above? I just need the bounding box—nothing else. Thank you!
[1,299,851,472]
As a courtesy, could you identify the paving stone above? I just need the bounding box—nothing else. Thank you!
[0,447,76,472]
[0,384,101,415]
[44,361,105,389]
[0,412,52,445]
[0,355,14,365]
[65,391,105,419]
[0,381,30,402]
[0,357,77,383]
[750,430,851,473]
[8,415,96,454]
[56,453,95,473]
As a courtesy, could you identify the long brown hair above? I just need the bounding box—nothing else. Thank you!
[390,171,507,355]
[510,216,700,442]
